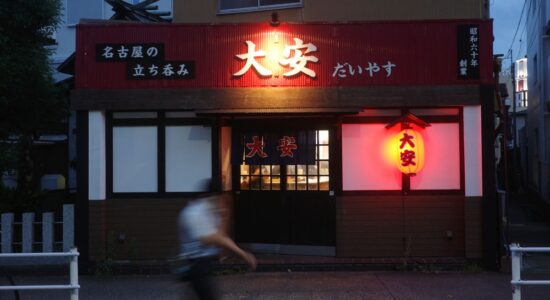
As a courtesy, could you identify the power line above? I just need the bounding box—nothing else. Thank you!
[505,0,528,60]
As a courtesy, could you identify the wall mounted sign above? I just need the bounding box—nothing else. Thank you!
[233,38,319,78]
[97,43,194,80]
[96,43,165,61]
[127,61,195,79]
[77,21,492,88]
[457,24,480,79]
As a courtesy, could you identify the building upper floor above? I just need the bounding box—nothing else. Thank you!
[174,0,490,23]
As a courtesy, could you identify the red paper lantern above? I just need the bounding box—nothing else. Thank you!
[394,128,425,175]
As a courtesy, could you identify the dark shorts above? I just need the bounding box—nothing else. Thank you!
[180,257,218,300]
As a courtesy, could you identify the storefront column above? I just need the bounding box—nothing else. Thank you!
[88,111,106,200]
[464,105,483,259]
[88,111,107,262]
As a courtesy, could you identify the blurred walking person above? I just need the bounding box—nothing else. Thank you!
[177,194,256,300]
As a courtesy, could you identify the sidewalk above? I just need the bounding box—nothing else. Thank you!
[3,270,550,300]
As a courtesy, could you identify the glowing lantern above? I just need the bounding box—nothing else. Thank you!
[386,113,430,176]
[394,128,425,175]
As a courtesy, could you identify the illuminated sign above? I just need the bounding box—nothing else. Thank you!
[233,38,319,78]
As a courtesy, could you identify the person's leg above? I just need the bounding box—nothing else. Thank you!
[189,260,217,300]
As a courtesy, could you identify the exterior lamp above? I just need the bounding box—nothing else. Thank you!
[386,114,430,176]
[270,12,280,27]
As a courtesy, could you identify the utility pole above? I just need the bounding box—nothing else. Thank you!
[510,50,517,192]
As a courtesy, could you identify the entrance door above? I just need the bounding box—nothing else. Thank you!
[233,129,335,253]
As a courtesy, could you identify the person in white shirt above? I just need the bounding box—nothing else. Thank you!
[178,194,256,300]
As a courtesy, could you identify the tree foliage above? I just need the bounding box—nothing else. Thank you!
[0,0,66,192]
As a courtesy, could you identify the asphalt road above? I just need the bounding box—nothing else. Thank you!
[2,270,550,300]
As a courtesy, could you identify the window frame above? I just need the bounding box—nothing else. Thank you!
[106,111,216,198]
[218,0,303,15]
[341,107,465,196]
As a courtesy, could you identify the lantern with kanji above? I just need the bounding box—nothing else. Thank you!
[386,114,430,176]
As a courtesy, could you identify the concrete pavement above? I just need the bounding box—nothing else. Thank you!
[3,270,550,300]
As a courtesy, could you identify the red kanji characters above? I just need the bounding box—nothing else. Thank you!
[399,132,415,149]
[246,136,268,158]
[277,136,298,158]
[400,150,416,166]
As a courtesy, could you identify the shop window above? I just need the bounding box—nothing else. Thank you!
[165,126,212,192]
[342,124,402,191]
[342,110,462,192]
[239,130,329,191]
[109,112,212,195]
[219,0,302,14]
[113,126,158,192]
[409,124,460,190]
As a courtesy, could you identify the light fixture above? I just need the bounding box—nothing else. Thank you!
[270,12,280,27]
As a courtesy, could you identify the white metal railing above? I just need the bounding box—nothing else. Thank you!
[510,243,550,300]
[0,247,79,300]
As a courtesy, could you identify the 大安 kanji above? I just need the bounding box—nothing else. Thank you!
[246,136,268,158]
[399,133,415,149]
[400,150,416,166]
[277,136,298,158]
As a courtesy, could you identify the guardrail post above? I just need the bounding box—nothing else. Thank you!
[63,205,75,252]
[1,213,14,253]
[511,243,522,300]
[42,212,54,252]
[22,212,35,252]
[70,247,79,300]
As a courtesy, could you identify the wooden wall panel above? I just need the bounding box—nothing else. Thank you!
[337,194,466,257]
[465,196,482,258]
[87,193,235,261]
[89,201,107,261]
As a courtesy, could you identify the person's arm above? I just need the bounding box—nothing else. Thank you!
[200,232,257,270]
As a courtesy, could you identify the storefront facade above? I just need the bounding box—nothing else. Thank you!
[73,20,496,265]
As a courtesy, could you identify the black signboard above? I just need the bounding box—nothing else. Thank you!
[126,61,195,80]
[96,43,165,61]
[457,24,480,79]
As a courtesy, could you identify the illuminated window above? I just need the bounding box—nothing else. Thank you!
[342,108,462,192]
[219,0,302,14]
[239,130,329,191]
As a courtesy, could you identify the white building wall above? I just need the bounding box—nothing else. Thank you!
[526,0,550,203]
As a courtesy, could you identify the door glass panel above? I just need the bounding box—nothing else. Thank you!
[320,176,329,190]
[287,176,296,190]
[319,146,329,160]
[272,165,281,175]
[262,165,271,175]
[318,130,329,144]
[308,164,318,175]
[261,176,271,190]
[308,176,318,190]
[250,176,260,190]
[297,176,307,190]
[287,165,296,175]
[319,161,329,175]
[272,176,280,190]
